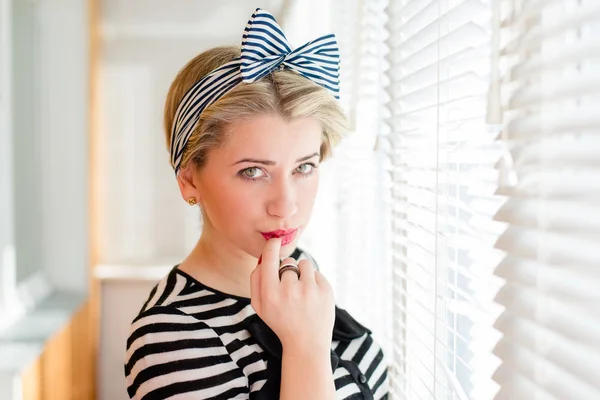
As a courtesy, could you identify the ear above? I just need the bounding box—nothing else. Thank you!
[176,165,202,204]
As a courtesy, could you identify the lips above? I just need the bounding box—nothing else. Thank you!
[261,228,298,245]
[261,228,297,239]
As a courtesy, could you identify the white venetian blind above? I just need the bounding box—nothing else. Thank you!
[492,0,600,398]
[385,0,505,398]
[326,0,393,344]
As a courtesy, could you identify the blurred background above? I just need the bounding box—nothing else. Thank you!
[1,0,599,399]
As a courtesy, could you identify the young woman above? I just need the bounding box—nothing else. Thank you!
[125,8,388,400]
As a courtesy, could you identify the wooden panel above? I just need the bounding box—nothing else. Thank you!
[87,0,102,393]
[21,301,97,400]
[70,298,96,400]
[21,358,43,400]
[41,320,72,399]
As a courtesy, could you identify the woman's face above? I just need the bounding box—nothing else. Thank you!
[193,114,322,258]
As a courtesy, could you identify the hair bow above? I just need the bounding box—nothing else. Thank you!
[240,9,340,94]
[170,8,341,174]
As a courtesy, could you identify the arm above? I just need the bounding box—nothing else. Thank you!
[280,248,335,398]
[125,306,248,399]
[280,349,335,400]
[279,248,335,399]
[251,240,337,400]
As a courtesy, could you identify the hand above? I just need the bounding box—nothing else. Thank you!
[250,238,335,355]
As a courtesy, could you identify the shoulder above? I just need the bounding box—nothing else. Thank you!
[127,305,218,350]
[126,305,233,371]
[125,267,253,399]
[125,305,248,399]
[332,308,389,399]
[136,267,189,314]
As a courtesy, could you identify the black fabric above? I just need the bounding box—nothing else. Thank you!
[246,306,370,399]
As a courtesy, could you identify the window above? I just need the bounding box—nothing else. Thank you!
[0,0,90,331]
[280,0,395,346]
[276,1,600,398]
[0,0,47,330]
[385,0,505,398]
[0,0,14,322]
[326,0,393,343]
[492,0,600,397]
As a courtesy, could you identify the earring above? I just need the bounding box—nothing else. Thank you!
[187,197,197,206]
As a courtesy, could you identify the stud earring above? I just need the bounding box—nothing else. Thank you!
[187,197,197,206]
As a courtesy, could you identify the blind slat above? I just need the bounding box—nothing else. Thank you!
[494,226,600,266]
[495,171,600,198]
[504,111,600,139]
[494,284,600,347]
[509,39,600,82]
[494,198,600,232]
[501,2,600,57]
[494,316,600,384]
[508,74,600,109]
[492,343,600,400]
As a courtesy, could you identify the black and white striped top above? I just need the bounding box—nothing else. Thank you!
[125,250,388,399]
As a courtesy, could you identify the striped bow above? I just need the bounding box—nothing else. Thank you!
[240,9,340,96]
[170,8,341,174]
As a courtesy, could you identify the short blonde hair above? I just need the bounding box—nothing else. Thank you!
[164,46,349,170]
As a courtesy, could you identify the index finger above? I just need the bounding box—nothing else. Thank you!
[260,238,282,288]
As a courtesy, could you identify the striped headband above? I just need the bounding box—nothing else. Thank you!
[170,7,341,174]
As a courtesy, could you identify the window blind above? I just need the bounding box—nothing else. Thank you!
[385,0,505,398]
[327,0,393,344]
[492,0,600,398]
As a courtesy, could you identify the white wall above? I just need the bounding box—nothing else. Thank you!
[99,274,167,400]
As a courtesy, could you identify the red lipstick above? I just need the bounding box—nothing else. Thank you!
[261,228,298,246]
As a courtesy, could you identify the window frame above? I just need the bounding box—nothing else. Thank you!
[0,0,91,332]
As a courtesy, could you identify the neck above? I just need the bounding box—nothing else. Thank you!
[180,225,258,299]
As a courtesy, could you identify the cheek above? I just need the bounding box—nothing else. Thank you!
[206,181,269,233]
[299,176,320,209]
[208,181,255,218]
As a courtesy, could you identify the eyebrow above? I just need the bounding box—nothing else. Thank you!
[231,152,320,166]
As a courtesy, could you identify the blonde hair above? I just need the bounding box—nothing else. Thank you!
[164,46,349,170]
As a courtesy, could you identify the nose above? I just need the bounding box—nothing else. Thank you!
[267,176,298,219]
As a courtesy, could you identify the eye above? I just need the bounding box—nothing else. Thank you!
[239,167,265,180]
[295,163,317,175]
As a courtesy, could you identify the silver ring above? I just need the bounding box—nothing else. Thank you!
[278,263,301,281]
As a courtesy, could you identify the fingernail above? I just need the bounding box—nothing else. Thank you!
[258,255,262,264]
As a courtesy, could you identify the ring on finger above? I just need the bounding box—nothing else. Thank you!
[278,262,301,281]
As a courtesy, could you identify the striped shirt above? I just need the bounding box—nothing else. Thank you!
[125,249,388,399]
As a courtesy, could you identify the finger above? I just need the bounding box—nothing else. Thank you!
[279,257,300,285]
[297,259,316,283]
[260,238,282,291]
[250,264,262,315]
[314,272,334,310]
[314,270,332,292]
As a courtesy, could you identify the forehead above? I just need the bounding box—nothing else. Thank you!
[218,115,323,160]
